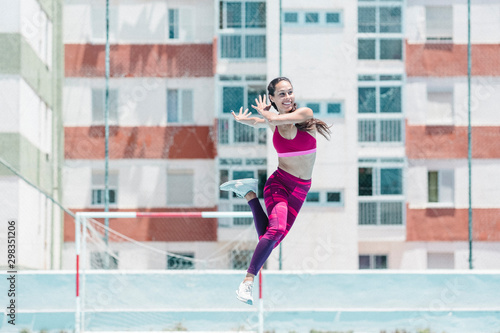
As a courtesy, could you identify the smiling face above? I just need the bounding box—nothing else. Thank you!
[269,80,295,114]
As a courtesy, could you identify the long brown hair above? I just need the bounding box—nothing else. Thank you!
[267,77,332,140]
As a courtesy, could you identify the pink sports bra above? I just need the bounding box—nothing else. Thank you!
[273,127,317,157]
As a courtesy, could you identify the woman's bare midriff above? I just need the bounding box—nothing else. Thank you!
[277,153,316,180]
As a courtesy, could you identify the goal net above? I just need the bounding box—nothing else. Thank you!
[74,211,263,333]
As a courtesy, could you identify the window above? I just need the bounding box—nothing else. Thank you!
[284,12,298,23]
[168,9,179,39]
[167,170,194,206]
[305,12,319,23]
[327,103,342,115]
[326,13,340,24]
[92,89,118,125]
[91,251,118,269]
[359,254,387,269]
[219,76,267,145]
[219,169,230,199]
[303,190,344,207]
[233,204,252,226]
[167,253,194,270]
[91,171,117,206]
[327,191,342,204]
[306,103,321,114]
[359,167,402,196]
[426,6,453,41]
[428,170,454,205]
[359,201,403,225]
[427,252,454,269]
[167,8,194,41]
[358,1,403,60]
[358,76,402,114]
[167,89,193,123]
[283,11,343,26]
[218,159,267,227]
[426,86,453,125]
[358,159,404,225]
[219,1,266,59]
[306,192,320,202]
[358,75,403,144]
[297,101,344,117]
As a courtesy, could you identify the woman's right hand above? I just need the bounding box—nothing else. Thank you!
[231,107,253,123]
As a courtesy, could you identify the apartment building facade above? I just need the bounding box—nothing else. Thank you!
[62,0,223,269]
[61,0,500,271]
[0,0,64,269]
[403,0,500,269]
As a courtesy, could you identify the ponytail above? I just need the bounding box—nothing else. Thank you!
[296,118,332,140]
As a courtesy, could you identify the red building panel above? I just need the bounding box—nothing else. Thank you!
[65,126,217,159]
[406,125,500,159]
[406,43,500,77]
[406,207,500,242]
[64,208,218,242]
[65,44,215,77]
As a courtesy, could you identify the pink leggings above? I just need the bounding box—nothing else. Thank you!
[246,168,311,275]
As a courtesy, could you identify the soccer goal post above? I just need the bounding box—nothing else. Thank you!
[74,210,256,333]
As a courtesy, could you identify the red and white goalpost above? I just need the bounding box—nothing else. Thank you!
[74,210,261,333]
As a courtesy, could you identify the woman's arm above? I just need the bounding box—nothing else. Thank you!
[231,107,267,128]
[252,95,313,126]
[258,107,313,126]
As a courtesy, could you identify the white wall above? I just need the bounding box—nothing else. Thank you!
[0,0,20,32]
[408,242,500,270]
[64,0,214,44]
[18,181,56,269]
[0,178,19,268]
[470,160,500,208]
[407,159,467,209]
[0,178,57,269]
[274,207,358,270]
[406,78,500,126]
[64,159,217,208]
[0,77,52,155]
[20,0,53,67]
[0,0,53,58]
[360,240,500,270]
[64,77,215,127]
[19,80,53,155]
[0,77,20,133]
[406,2,500,43]
[407,159,500,209]
[263,0,360,270]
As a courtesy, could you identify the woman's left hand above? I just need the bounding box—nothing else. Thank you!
[251,95,272,117]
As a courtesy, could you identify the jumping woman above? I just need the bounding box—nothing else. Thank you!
[220,77,332,305]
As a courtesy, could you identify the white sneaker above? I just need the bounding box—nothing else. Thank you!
[220,178,258,198]
[235,281,254,305]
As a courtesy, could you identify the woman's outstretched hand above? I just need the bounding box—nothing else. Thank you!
[231,107,258,124]
[251,95,272,116]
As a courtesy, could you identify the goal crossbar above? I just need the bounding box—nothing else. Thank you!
[76,211,254,219]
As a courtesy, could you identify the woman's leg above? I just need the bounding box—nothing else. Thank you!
[247,196,268,238]
[246,200,287,276]
[241,192,269,282]
[245,170,290,278]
